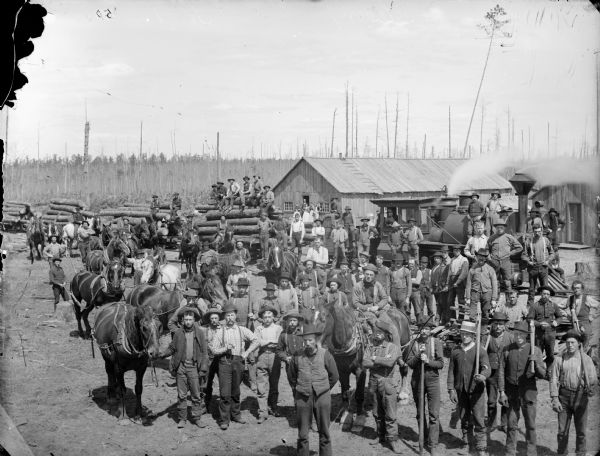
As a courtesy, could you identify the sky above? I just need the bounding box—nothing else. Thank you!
[3,0,599,161]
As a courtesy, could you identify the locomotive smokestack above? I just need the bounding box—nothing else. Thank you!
[508,173,536,233]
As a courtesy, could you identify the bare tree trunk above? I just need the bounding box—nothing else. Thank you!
[385,94,390,158]
[463,25,496,156]
[331,108,337,157]
[375,108,380,157]
[393,92,399,158]
[406,93,410,158]
[448,105,452,158]
[480,102,485,156]
[345,82,349,158]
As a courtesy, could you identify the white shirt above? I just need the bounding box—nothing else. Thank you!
[290,220,305,235]
[311,226,325,238]
[302,211,313,224]
[254,323,283,346]
[465,234,489,259]
[306,246,329,266]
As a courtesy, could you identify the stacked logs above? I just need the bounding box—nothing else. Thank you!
[41,199,91,224]
[1,201,30,228]
[192,207,283,243]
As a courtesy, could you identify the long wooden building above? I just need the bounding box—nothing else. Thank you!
[271,157,513,219]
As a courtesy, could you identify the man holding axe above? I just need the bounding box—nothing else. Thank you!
[405,316,444,456]
[362,320,402,454]
[447,319,491,456]
[497,320,546,456]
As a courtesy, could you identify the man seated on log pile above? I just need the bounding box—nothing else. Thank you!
[150,194,160,220]
[223,178,245,213]
[261,185,275,215]
[170,192,182,219]
[216,181,227,210]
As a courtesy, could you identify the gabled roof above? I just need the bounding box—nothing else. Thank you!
[273,157,512,195]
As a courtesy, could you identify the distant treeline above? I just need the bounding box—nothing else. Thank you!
[2,153,297,210]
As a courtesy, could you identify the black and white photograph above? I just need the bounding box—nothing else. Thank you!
[1,0,599,455]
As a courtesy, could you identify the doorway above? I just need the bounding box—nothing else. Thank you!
[567,202,583,243]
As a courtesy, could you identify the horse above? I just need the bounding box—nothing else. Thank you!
[93,301,161,422]
[315,300,368,428]
[105,235,132,266]
[132,220,152,248]
[180,232,200,276]
[70,259,125,339]
[126,284,200,334]
[265,238,298,285]
[186,272,226,308]
[86,249,105,274]
[27,218,45,263]
[140,256,181,291]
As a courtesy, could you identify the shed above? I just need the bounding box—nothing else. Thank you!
[272,157,513,219]
[531,183,600,246]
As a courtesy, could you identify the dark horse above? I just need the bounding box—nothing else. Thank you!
[180,232,200,277]
[86,249,105,274]
[126,284,189,334]
[316,303,412,430]
[265,238,298,285]
[27,218,45,263]
[93,301,161,422]
[71,259,125,338]
[106,235,132,266]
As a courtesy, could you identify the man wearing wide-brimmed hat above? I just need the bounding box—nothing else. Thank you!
[289,323,339,456]
[159,307,209,429]
[166,289,204,334]
[321,276,349,308]
[341,205,355,247]
[362,320,402,453]
[549,329,598,456]
[210,303,259,430]
[296,272,319,322]
[488,220,523,293]
[390,254,411,313]
[484,190,502,235]
[289,211,305,256]
[375,254,391,295]
[353,263,389,314]
[527,285,562,369]
[226,258,249,297]
[277,273,299,317]
[223,177,244,213]
[498,320,546,456]
[405,217,424,261]
[257,283,283,318]
[447,320,491,455]
[49,256,69,313]
[484,311,514,434]
[300,258,325,295]
[521,223,555,307]
[465,248,498,321]
[431,249,450,324]
[467,193,486,236]
[254,306,283,423]
[330,219,349,267]
[227,277,258,331]
[202,307,223,409]
[276,310,305,394]
[405,316,444,456]
[446,244,469,319]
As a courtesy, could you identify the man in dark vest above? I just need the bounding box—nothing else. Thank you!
[362,320,402,453]
[498,320,546,456]
[289,323,339,456]
[484,311,514,433]
[276,310,305,395]
[158,308,209,429]
[447,320,491,456]
[567,280,599,357]
[405,317,444,456]
[527,285,562,370]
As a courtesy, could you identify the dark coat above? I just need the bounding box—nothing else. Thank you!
[164,325,209,377]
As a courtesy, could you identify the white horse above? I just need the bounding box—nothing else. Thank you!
[140,258,181,291]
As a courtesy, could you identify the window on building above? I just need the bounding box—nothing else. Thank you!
[321,202,330,213]
[284,201,294,212]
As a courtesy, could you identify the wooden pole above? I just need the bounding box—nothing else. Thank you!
[530,321,536,373]
[331,108,337,157]
[351,90,354,157]
[406,93,410,158]
[479,102,484,156]
[375,108,380,157]
[393,92,399,158]
[385,94,390,158]
[355,107,358,158]
[448,105,452,158]
[547,121,550,156]
[216,131,220,182]
[139,121,143,158]
[422,133,426,159]
[345,82,349,158]
[475,301,481,375]
[419,343,425,455]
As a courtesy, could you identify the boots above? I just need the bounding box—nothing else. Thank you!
[389,439,402,454]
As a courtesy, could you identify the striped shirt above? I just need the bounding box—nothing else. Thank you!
[211,324,258,357]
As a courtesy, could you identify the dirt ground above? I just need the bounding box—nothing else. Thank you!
[1,232,599,456]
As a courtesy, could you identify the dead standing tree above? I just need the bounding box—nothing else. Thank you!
[463,5,510,156]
